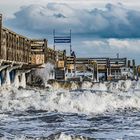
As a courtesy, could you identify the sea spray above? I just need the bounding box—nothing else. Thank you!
[81,81,92,89]
[35,63,55,87]
[91,82,107,91]
[53,133,87,140]
[0,80,140,140]
[71,82,79,90]
[107,80,132,92]
[0,80,140,114]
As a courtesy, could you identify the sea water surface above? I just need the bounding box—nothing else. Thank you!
[0,80,140,140]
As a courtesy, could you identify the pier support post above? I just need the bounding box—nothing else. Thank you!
[0,65,10,85]
[92,65,94,81]
[13,72,26,88]
[5,64,22,86]
[115,70,116,79]
[5,69,11,86]
[96,64,99,82]
[17,70,30,88]
[20,73,26,88]
[13,71,20,88]
[106,68,109,80]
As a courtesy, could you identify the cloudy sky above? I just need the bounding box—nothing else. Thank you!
[1,0,140,63]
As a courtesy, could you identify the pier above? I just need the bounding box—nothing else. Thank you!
[0,14,138,88]
[0,14,57,87]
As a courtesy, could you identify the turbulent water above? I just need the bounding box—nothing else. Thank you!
[1,80,140,139]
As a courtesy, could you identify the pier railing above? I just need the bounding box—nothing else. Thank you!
[0,15,59,66]
[1,27,30,64]
[76,57,127,69]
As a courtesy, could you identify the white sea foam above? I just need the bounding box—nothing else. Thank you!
[0,80,140,115]
[53,133,87,140]
[91,82,108,91]
[1,133,87,140]
[81,81,92,89]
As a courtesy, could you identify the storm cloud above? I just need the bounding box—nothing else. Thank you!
[5,3,140,38]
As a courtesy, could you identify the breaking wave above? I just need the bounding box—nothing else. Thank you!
[1,133,87,140]
[35,63,55,87]
[0,80,140,115]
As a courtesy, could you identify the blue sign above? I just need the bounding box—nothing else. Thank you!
[54,36,71,43]
[54,38,71,43]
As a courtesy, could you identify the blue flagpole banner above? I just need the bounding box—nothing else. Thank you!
[54,36,71,43]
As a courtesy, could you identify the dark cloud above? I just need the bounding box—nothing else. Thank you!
[4,3,140,38]
[53,13,66,18]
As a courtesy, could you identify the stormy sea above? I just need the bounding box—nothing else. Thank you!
[0,80,140,140]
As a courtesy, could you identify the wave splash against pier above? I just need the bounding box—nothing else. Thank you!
[1,80,140,139]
